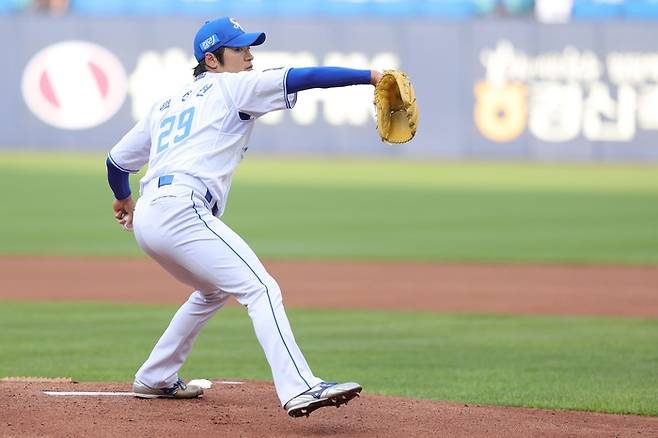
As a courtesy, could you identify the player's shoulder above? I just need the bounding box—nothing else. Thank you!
[220,68,290,86]
[153,75,220,110]
[169,73,219,95]
[262,67,287,73]
[229,68,289,78]
[192,71,219,84]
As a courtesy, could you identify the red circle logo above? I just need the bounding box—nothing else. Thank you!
[21,41,128,130]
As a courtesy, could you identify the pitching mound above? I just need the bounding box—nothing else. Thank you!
[2,380,656,437]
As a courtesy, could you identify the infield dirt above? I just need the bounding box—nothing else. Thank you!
[1,256,657,437]
[1,380,657,438]
[2,257,658,317]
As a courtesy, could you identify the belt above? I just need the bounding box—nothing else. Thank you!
[156,174,218,216]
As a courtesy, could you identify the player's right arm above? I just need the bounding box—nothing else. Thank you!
[286,67,383,92]
[106,117,151,230]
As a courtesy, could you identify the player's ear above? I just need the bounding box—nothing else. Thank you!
[204,52,219,70]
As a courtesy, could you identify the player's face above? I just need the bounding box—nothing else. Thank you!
[222,46,254,73]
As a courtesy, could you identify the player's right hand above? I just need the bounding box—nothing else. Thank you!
[113,196,135,231]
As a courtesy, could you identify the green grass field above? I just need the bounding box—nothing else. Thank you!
[1,301,656,415]
[1,152,657,416]
[1,152,658,263]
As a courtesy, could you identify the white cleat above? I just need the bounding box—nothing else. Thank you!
[133,378,203,399]
[284,381,362,417]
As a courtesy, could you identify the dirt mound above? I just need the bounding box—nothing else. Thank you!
[1,381,656,437]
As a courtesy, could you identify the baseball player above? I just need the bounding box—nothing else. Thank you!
[106,17,382,417]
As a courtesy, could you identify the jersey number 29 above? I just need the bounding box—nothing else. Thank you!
[157,107,196,153]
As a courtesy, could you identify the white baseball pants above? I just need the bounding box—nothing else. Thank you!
[132,176,321,405]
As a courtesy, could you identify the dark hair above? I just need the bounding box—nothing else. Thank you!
[193,47,225,77]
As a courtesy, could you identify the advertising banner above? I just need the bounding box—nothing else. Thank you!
[3,15,658,162]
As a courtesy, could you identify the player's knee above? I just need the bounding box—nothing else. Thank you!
[247,276,281,301]
[205,291,227,304]
[263,278,283,304]
[191,289,225,304]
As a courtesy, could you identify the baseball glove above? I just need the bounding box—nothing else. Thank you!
[374,70,419,144]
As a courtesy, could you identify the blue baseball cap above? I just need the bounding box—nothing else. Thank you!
[193,17,266,62]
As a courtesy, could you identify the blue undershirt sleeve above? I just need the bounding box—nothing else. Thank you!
[106,155,131,200]
[286,67,372,93]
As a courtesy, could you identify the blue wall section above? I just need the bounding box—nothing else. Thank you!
[4,15,658,162]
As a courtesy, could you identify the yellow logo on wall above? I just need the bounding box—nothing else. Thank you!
[473,81,528,142]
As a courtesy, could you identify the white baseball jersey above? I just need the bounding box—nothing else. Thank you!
[108,68,297,216]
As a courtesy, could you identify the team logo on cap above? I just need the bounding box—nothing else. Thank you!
[200,34,219,52]
[21,41,127,130]
[230,18,243,31]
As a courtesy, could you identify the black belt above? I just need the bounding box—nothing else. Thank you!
[158,175,218,216]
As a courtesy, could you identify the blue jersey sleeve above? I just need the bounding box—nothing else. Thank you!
[106,155,132,200]
[286,67,372,93]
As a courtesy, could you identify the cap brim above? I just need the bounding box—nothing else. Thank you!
[224,32,266,48]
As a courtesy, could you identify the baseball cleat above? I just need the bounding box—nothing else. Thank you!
[133,378,203,399]
[284,381,362,418]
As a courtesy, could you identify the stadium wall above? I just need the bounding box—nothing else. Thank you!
[4,15,658,162]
